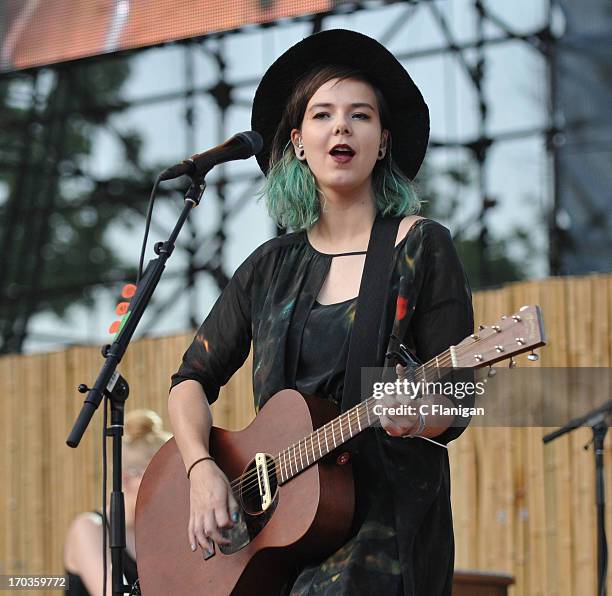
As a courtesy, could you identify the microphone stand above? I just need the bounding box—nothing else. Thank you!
[66,174,207,596]
[543,400,612,596]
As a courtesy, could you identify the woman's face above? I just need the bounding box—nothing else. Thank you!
[291,77,388,199]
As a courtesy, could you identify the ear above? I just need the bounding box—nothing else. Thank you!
[380,128,389,151]
[290,128,306,161]
[379,130,390,158]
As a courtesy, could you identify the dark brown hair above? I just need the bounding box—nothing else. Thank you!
[269,64,392,166]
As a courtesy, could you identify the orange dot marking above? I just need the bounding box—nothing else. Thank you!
[122,284,137,298]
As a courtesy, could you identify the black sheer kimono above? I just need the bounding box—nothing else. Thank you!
[171,217,474,595]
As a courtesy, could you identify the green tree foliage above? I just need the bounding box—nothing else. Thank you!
[0,58,151,352]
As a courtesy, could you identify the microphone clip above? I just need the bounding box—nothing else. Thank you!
[185,176,206,207]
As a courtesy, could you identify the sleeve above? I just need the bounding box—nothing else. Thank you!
[410,222,474,444]
[170,256,254,405]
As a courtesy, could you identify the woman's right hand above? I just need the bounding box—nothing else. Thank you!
[188,459,240,554]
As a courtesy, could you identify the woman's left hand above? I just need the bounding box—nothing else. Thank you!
[378,364,422,437]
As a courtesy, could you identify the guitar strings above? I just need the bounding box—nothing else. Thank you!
[228,319,522,501]
[229,354,461,501]
[227,398,376,490]
[228,390,387,499]
[228,401,377,501]
[228,350,459,500]
[240,322,524,494]
[231,384,462,500]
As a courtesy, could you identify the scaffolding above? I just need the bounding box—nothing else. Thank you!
[0,0,570,352]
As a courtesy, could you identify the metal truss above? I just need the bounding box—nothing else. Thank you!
[0,0,562,352]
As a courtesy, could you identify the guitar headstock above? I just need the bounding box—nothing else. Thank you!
[454,305,546,369]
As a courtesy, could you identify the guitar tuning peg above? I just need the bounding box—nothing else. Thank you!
[509,357,517,368]
[527,350,539,362]
[487,366,496,377]
[478,325,485,331]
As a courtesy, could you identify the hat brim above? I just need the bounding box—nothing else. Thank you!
[251,29,429,180]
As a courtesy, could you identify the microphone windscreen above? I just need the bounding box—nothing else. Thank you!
[238,131,264,155]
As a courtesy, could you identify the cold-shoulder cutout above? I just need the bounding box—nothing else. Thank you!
[395,214,426,246]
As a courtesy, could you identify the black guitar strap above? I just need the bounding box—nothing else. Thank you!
[341,213,401,412]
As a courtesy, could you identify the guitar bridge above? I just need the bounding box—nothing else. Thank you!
[255,452,272,511]
[217,453,279,555]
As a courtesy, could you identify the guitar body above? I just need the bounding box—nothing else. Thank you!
[136,306,547,594]
[135,390,355,595]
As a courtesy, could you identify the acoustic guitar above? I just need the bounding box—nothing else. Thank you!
[135,305,545,595]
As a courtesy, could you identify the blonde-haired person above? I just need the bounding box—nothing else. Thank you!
[64,409,171,596]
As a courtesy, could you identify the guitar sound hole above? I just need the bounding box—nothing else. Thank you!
[239,454,278,515]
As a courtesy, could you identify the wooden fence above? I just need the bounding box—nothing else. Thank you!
[1,273,610,595]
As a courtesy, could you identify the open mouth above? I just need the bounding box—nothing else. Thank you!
[329,144,355,162]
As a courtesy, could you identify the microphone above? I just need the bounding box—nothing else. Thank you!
[159,131,263,181]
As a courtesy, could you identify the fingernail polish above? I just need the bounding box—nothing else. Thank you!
[231,511,239,523]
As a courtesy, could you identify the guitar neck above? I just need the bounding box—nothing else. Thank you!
[275,303,546,484]
[275,348,456,485]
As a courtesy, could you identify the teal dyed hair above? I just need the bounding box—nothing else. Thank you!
[258,64,421,231]
[261,145,421,231]
[262,146,321,230]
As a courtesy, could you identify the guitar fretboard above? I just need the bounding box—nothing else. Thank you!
[275,347,455,484]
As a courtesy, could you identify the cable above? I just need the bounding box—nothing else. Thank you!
[137,175,163,283]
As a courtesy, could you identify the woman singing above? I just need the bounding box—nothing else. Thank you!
[168,29,473,595]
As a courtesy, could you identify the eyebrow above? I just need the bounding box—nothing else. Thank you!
[308,102,376,111]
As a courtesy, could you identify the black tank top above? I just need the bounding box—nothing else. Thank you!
[295,297,357,404]
[65,511,138,595]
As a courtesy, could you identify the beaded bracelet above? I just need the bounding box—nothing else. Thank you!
[187,456,216,479]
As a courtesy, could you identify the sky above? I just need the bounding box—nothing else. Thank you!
[19,0,554,352]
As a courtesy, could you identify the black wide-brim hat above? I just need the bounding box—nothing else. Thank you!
[251,29,429,180]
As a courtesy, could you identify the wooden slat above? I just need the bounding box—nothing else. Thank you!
[0,356,12,573]
[0,274,610,596]
[546,271,573,596]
